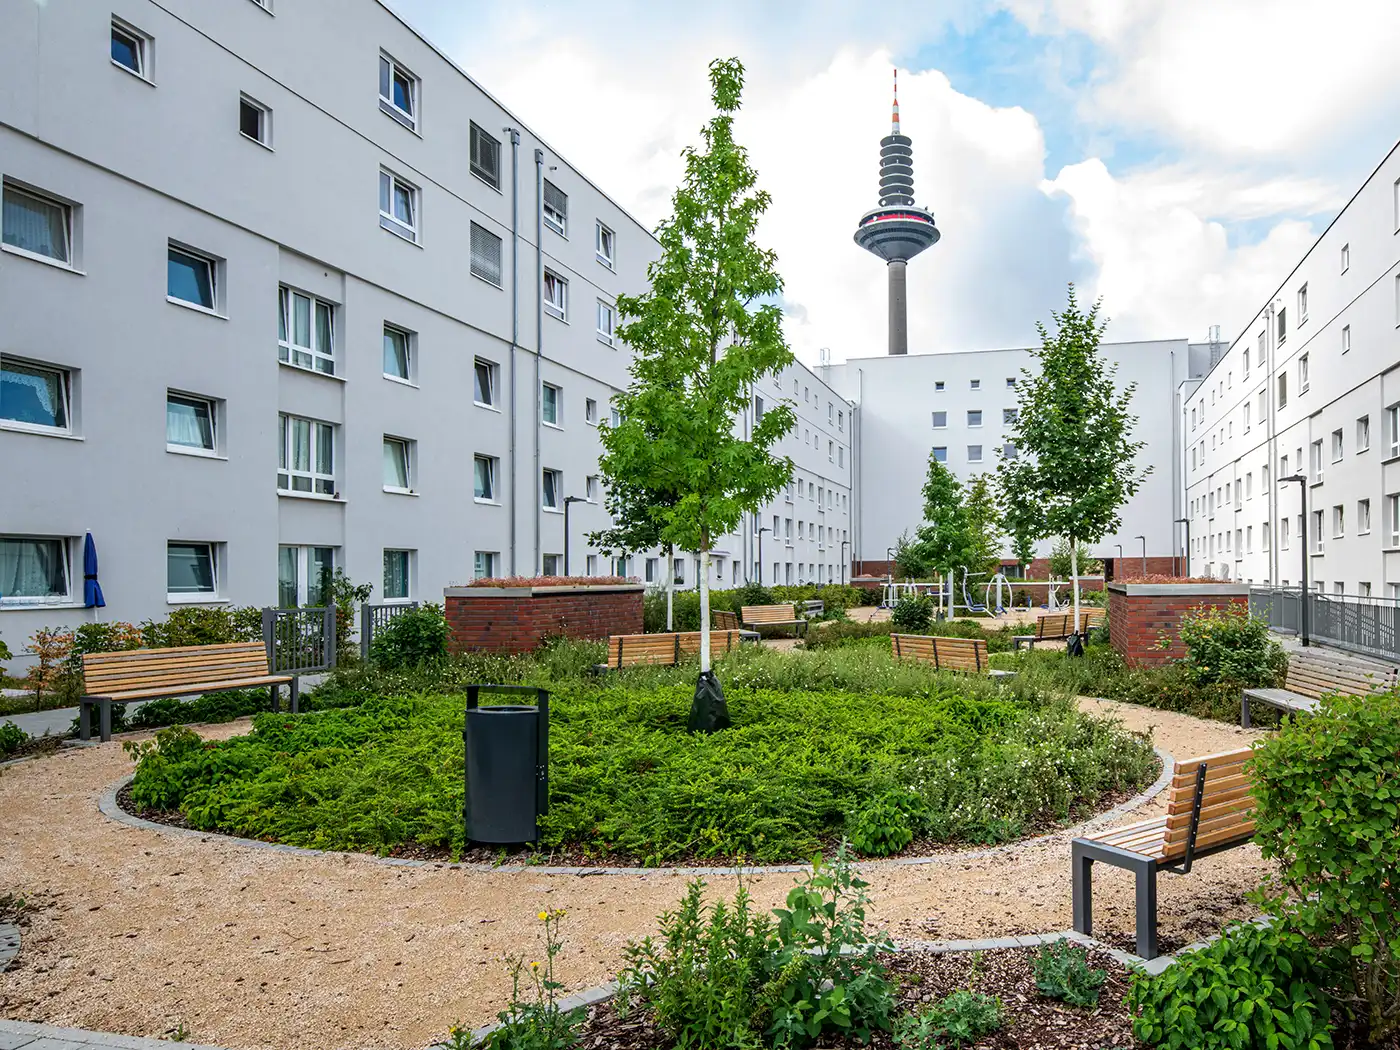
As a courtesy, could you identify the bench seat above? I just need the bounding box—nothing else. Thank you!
[1013,609,1104,651]
[596,630,741,671]
[891,634,1015,679]
[1241,648,1397,727]
[740,605,808,637]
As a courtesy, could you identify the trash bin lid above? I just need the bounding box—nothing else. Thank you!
[467,704,537,713]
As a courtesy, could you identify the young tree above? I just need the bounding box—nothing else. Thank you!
[1010,531,1035,578]
[890,530,928,580]
[596,57,794,728]
[910,452,973,609]
[962,474,1004,579]
[1000,285,1149,631]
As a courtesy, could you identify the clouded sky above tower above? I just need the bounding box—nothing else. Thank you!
[386,0,1400,365]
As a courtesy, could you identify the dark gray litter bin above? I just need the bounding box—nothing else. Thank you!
[463,684,549,844]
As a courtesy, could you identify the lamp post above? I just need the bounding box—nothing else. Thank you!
[1280,474,1309,645]
[1174,518,1190,577]
[840,539,850,585]
[562,496,585,575]
[1135,535,1147,578]
[757,527,771,586]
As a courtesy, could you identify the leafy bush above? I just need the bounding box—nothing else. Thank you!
[895,990,1004,1048]
[891,592,933,632]
[1032,940,1106,1006]
[124,726,209,811]
[644,585,869,631]
[129,690,269,729]
[1179,604,1285,687]
[1128,920,1333,1050]
[0,721,27,756]
[1251,688,1400,1042]
[140,606,261,649]
[368,604,449,669]
[847,791,922,856]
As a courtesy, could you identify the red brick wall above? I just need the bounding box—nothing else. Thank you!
[1103,556,1183,581]
[444,586,643,654]
[1108,585,1249,666]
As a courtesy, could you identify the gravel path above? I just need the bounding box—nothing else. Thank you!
[0,700,1268,1050]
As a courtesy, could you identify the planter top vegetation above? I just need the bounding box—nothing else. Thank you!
[446,577,645,597]
[1108,578,1251,596]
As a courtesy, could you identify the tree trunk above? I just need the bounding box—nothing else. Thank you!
[1070,538,1081,633]
[666,544,674,631]
[698,544,711,673]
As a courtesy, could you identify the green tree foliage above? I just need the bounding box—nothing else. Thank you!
[909,453,973,582]
[596,57,794,675]
[1048,538,1101,580]
[890,530,928,579]
[1000,285,1149,628]
[962,474,1003,578]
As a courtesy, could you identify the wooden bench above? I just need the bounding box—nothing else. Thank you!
[741,604,808,637]
[1013,608,1105,651]
[891,634,1016,679]
[1072,746,1256,959]
[597,630,741,671]
[713,610,761,642]
[80,641,295,743]
[1242,647,1398,727]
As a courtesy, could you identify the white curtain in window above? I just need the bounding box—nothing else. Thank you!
[0,538,66,599]
[2,190,66,261]
[166,398,212,448]
[277,546,298,608]
[383,440,409,488]
[1,363,65,428]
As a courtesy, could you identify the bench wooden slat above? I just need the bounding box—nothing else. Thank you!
[605,631,739,669]
[84,641,266,664]
[741,605,804,626]
[890,634,991,675]
[1165,777,1251,816]
[97,675,293,701]
[1173,747,1252,776]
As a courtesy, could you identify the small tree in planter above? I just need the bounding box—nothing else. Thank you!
[1000,285,1149,633]
[596,57,794,731]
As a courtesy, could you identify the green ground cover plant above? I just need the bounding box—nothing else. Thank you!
[1031,940,1106,1007]
[643,584,869,632]
[126,641,1155,863]
[805,617,1024,654]
[895,990,1004,1047]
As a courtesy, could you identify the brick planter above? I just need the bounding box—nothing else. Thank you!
[444,584,644,654]
[1107,582,1251,666]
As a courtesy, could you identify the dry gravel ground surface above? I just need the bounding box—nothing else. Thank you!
[0,699,1267,1050]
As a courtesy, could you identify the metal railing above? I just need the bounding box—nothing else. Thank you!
[1248,587,1301,634]
[1250,587,1400,663]
[262,606,337,675]
[360,601,419,660]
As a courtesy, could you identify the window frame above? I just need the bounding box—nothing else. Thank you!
[167,242,220,314]
[382,323,414,384]
[967,444,983,463]
[1358,415,1371,453]
[239,93,273,149]
[474,551,498,580]
[543,269,568,320]
[541,382,562,427]
[541,467,563,511]
[277,413,336,498]
[543,180,568,237]
[1341,243,1350,274]
[967,409,982,427]
[0,535,72,607]
[278,285,337,375]
[1297,283,1308,324]
[473,454,499,503]
[382,435,414,494]
[474,358,498,408]
[382,549,413,601]
[595,221,615,268]
[469,122,501,190]
[469,221,503,286]
[110,18,151,82]
[378,168,419,243]
[1,179,77,269]
[931,411,946,429]
[1298,352,1309,394]
[278,545,336,608]
[0,355,73,437]
[1358,498,1372,536]
[378,52,419,132]
[596,300,616,346]
[166,541,218,603]
[165,390,218,457]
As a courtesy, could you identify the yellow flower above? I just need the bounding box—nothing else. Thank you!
[531,961,540,970]
[538,911,548,921]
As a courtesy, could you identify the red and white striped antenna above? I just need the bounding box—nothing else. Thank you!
[891,67,901,135]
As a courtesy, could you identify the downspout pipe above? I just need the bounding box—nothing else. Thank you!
[534,149,544,574]
[506,128,521,576]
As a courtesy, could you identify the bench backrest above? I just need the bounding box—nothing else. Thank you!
[606,631,740,669]
[742,605,799,625]
[1161,747,1255,861]
[1035,608,1103,638]
[714,609,741,631]
[1283,650,1398,700]
[82,641,271,693]
[891,634,989,673]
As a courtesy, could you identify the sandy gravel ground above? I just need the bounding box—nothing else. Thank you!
[0,700,1267,1050]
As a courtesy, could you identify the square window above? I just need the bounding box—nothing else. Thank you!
[0,536,70,605]
[378,53,418,130]
[469,222,503,285]
[597,300,616,345]
[166,392,215,454]
[383,324,412,381]
[934,381,945,392]
[239,94,271,146]
[970,379,981,390]
[473,552,498,580]
[967,409,982,426]
[278,286,336,374]
[1002,408,1017,424]
[931,411,946,429]
[932,446,947,462]
[278,414,336,496]
[382,436,412,492]
[542,468,561,509]
[595,222,615,267]
[1002,443,1017,460]
[1005,377,1016,388]
[543,270,567,319]
[1,357,71,433]
[474,358,498,406]
[543,553,562,577]
[473,455,497,501]
[469,122,501,189]
[111,19,149,79]
[167,245,216,311]
[2,181,73,265]
[541,383,561,426]
[167,541,216,598]
[379,169,419,242]
[383,549,412,600]
[544,181,568,236]
[967,444,983,462]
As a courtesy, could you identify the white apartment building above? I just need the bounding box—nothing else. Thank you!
[1184,139,1400,596]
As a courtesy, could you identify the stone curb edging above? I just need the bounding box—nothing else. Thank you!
[97,746,1173,877]
[0,1018,227,1049]
[0,922,19,971]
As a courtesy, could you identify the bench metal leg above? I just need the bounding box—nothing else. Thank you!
[270,683,280,715]
[79,699,92,741]
[1136,863,1159,960]
[1240,692,1251,729]
[1071,838,1162,959]
[290,676,300,714]
[1071,840,1093,936]
[98,699,112,743]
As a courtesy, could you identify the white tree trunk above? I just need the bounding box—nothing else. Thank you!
[699,547,712,673]
[666,545,674,631]
[1070,539,1081,633]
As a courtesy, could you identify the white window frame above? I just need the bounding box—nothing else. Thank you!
[585,474,599,502]
[167,242,220,315]
[1298,353,1309,394]
[378,168,419,243]
[541,382,562,427]
[542,468,562,511]
[278,414,336,497]
[596,300,616,346]
[1358,415,1371,452]
[469,122,501,190]
[1298,283,1308,324]
[1359,499,1372,536]
[469,221,503,286]
[383,549,414,601]
[1341,243,1350,274]
[967,410,982,427]
[474,551,498,580]
[166,541,219,603]
[382,435,414,494]
[1391,495,1400,548]
[1,180,77,270]
[378,52,419,132]
[0,355,73,437]
[1312,510,1325,553]
[166,390,218,457]
[382,323,413,384]
[543,269,568,320]
[1331,429,1343,463]
[110,17,152,82]
[0,535,72,607]
[543,180,568,237]
[278,545,336,608]
[1333,505,1345,539]
[968,444,983,463]
[278,286,336,374]
[474,358,498,408]
[1342,324,1351,355]
[239,93,272,149]
[1389,405,1400,459]
[595,221,615,268]
[970,379,981,390]
[542,553,562,577]
[473,454,499,503]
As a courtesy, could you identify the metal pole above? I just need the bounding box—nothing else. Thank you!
[505,127,521,575]
[563,496,583,576]
[841,539,850,585]
[1136,535,1147,578]
[1299,483,1310,646]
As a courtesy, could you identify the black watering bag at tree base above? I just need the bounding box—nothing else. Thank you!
[1066,631,1086,657]
[462,684,549,844]
[687,669,731,733]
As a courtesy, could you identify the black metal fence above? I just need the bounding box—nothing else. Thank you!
[1250,587,1400,663]
[360,601,419,660]
[262,606,337,674]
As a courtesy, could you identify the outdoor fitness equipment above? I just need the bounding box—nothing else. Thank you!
[983,572,1012,616]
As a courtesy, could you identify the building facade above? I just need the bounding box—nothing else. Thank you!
[1183,140,1400,596]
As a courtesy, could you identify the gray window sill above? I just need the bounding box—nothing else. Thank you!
[0,422,82,441]
[167,446,226,460]
[167,297,227,320]
[167,595,228,605]
[0,243,84,274]
[279,359,344,382]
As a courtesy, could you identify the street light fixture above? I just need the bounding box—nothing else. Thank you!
[1174,518,1190,577]
[757,526,772,586]
[562,496,586,576]
[1135,535,1147,578]
[840,539,851,586]
[1280,474,1309,646]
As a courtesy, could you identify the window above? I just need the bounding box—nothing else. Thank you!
[543,181,568,236]
[644,557,658,583]
[1281,518,1290,549]
[1243,402,1251,431]
[1389,405,1400,458]
[584,398,598,425]
[541,383,560,426]
[278,546,335,608]
[934,381,945,392]
[1002,408,1018,425]
[474,358,498,407]
[378,169,419,242]
[167,244,216,311]
[1003,443,1017,460]
[1391,495,1400,547]
[383,324,412,382]
[378,53,418,130]
[610,407,622,427]
[1246,473,1253,499]
[469,122,500,189]
[1262,522,1270,551]
[586,554,599,577]
[1277,373,1287,409]
[1312,510,1325,552]
[542,270,567,319]
[1243,350,1249,378]
[1257,332,1266,367]
[469,222,502,285]
[838,410,844,432]
[110,19,149,79]
[754,395,765,420]
[0,536,70,605]
[1246,526,1253,553]
[828,403,834,423]
[1330,428,1343,462]
[474,552,498,580]
[1341,243,1350,273]
[1360,581,1372,597]
[383,549,412,600]
[1277,307,1286,345]
[967,410,982,427]
[239,94,271,147]
[1342,325,1351,355]
[383,436,413,492]
[673,557,685,585]
[542,468,561,510]
[828,440,834,462]
[472,455,498,502]
[839,446,845,467]
[1298,353,1309,393]
[1310,439,1323,481]
[1333,505,1345,538]
[1359,499,1372,535]
[166,392,215,454]
[1395,177,1400,231]
[969,379,980,390]
[967,444,983,463]
[1,357,70,433]
[596,300,616,345]
[278,415,335,496]
[2,181,73,266]
[595,222,615,268]
[167,542,216,600]
[1297,284,1308,324]
[932,446,947,463]
[278,286,335,374]
[1358,415,1371,452]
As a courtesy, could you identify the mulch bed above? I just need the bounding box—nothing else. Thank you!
[0,735,64,764]
[575,944,1137,1048]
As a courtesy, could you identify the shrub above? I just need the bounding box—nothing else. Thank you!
[1031,940,1106,1007]
[124,726,209,811]
[891,592,933,632]
[895,990,1004,1048]
[140,605,262,648]
[847,791,922,856]
[1128,920,1333,1049]
[0,721,27,756]
[1178,604,1284,687]
[1251,688,1400,1042]
[368,604,449,668]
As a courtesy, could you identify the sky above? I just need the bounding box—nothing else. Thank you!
[387,0,1400,366]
